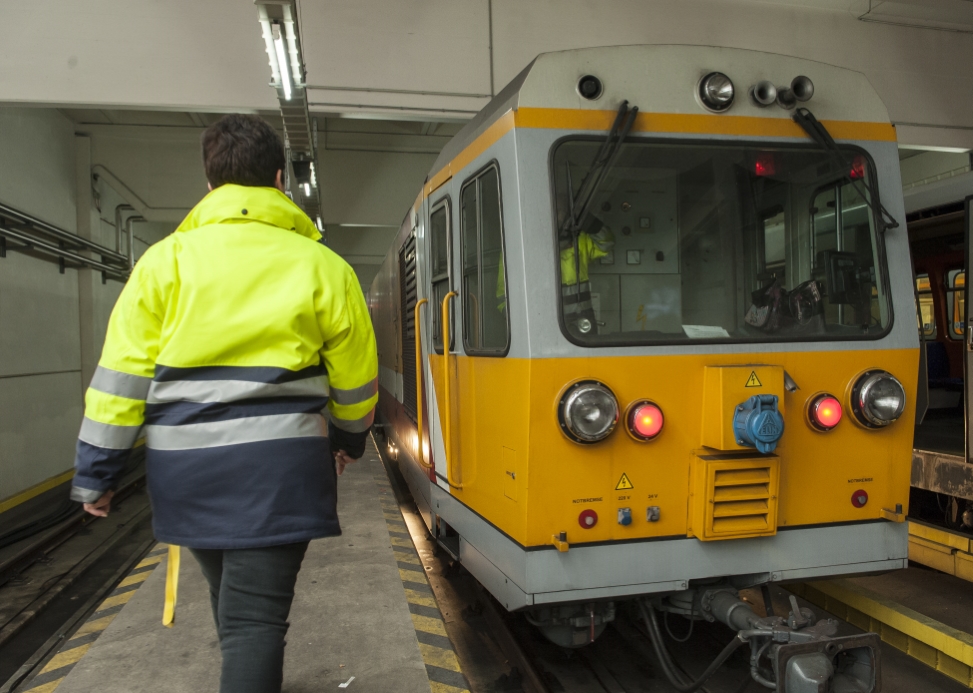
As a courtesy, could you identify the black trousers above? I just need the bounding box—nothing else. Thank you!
[190,542,309,693]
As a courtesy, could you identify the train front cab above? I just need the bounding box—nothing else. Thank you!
[910,196,973,528]
[373,49,916,672]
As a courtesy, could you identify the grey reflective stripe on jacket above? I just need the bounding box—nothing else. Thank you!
[89,366,152,401]
[147,375,329,404]
[144,413,327,451]
[562,281,593,315]
[79,417,142,450]
[330,409,375,433]
[70,486,105,503]
[329,377,378,406]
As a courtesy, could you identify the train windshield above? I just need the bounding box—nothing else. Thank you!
[551,139,891,345]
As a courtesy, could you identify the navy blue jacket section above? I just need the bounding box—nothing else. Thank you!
[153,362,328,383]
[144,396,330,426]
[329,421,368,460]
[146,436,340,549]
[75,440,132,494]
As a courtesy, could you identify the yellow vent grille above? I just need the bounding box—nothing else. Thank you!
[692,456,780,541]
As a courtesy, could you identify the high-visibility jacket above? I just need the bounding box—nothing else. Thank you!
[71,185,378,549]
[560,227,614,316]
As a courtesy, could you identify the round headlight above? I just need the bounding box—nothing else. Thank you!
[698,72,735,113]
[851,371,906,428]
[558,380,618,444]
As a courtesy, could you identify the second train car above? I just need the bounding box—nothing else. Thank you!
[369,45,916,692]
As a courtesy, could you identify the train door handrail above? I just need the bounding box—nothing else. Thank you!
[441,291,462,489]
[414,298,432,471]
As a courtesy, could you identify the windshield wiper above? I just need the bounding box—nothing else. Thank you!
[792,107,899,233]
[565,100,639,234]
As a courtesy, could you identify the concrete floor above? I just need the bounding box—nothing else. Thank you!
[52,454,432,693]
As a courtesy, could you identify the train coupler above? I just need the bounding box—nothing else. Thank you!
[648,589,880,692]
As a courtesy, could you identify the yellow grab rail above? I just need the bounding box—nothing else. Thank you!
[414,298,432,470]
[441,291,462,489]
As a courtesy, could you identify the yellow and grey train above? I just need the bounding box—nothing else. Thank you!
[369,45,915,692]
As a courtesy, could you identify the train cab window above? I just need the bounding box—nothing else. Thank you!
[916,274,936,339]
[947,269,965,340]
[551,139,890,345]
[429,200,452,352]
[460,165,509,354]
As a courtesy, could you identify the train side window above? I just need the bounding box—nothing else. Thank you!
[946,269,965,340]
[916,274,936,339]
[460,164,509,354]
[430,199,452,353]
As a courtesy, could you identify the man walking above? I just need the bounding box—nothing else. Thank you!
[70,114,378,693]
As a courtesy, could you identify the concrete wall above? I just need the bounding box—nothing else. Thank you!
[0,109,90,499]
[1,0,971,147]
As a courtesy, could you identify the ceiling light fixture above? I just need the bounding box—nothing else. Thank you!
[273,22,292,101]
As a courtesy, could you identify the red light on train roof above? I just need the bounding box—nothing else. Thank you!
[627,401,664,441]
[850,155,866,180]
[808,394,842,431]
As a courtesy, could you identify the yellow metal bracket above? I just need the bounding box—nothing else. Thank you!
[552,533,570,552]
[881,506,906,522]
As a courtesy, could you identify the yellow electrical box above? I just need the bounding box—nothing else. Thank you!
[701,365,785,452]
[689,452,780,541]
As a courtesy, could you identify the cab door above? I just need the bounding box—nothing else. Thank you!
[451,164,510,491]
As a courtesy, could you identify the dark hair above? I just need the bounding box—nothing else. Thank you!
[201,114,286,188]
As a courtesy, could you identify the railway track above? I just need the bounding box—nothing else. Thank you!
[374,435,757,693]
[0,461,154,688]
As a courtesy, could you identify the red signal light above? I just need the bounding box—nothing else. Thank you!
[808,394,842,431]
[627,401,664,441]
[755,153,777,177]
[850,155,866,180]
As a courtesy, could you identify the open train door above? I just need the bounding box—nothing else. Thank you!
[965,195,973,460]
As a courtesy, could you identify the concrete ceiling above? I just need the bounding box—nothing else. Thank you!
[33,0,970,288]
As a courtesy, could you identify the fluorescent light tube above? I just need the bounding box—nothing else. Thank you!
[273,24,292,101]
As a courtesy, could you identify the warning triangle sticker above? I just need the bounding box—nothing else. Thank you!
[615,473,634,491]
[745,371,762,388]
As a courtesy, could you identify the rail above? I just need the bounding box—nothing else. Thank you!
[441,291,462,489]
[0,201,130,281]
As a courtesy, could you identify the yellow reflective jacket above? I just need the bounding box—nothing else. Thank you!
[560,228,614,286]
[71,184,378,548]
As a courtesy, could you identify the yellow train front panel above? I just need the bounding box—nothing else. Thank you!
[426,349,916,549]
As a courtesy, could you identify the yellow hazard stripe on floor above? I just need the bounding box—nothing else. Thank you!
[791,578,973,687]
[908,520,973,583]
[371,453,471,693]
[18,544,168,693]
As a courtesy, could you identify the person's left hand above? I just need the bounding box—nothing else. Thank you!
[83,490,115,517]
[335,450,356,476]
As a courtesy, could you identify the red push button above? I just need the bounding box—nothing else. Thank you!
[851,489,868,508]
[579,509,598,529]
